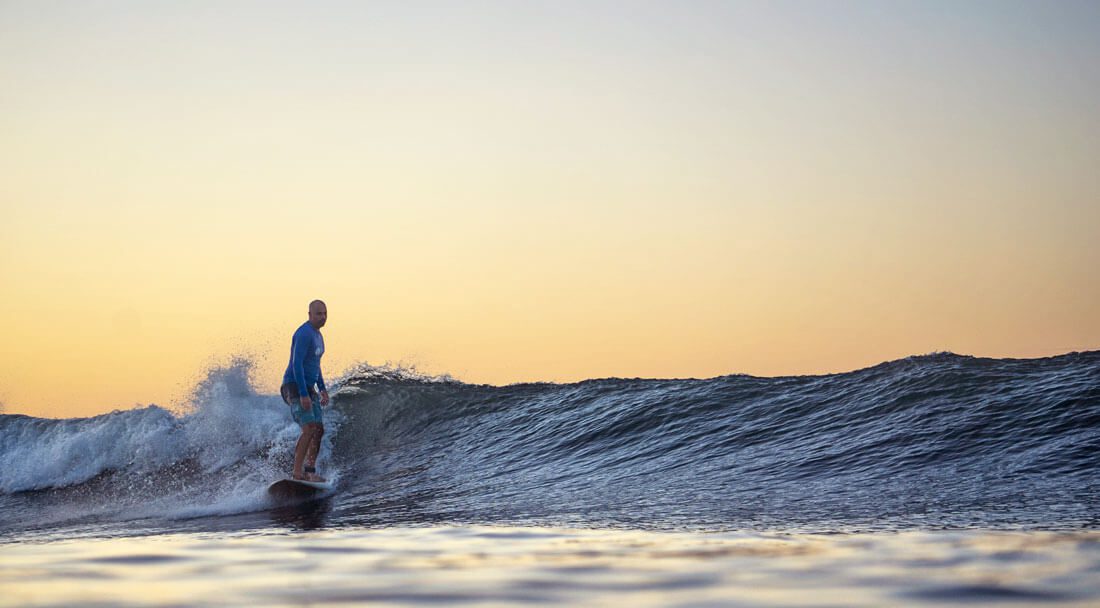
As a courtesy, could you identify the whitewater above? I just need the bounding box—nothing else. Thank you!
[2,351,1098,606]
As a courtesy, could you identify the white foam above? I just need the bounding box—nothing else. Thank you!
[334,360,461,389]
[0,362,335,498]
[0,406,184,493]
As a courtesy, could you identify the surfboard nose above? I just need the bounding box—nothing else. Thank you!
[268,478,334,501]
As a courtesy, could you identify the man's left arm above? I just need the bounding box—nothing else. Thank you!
[318,372,329,406]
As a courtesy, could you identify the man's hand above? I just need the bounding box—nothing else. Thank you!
[299,395,313,412]
[320,390,330,406]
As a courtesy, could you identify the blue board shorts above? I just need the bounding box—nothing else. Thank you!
[280,382,323,427]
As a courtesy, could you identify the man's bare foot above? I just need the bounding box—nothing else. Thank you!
[292,472,326,482]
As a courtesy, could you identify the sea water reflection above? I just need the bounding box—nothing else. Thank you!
[3,527,1098,606]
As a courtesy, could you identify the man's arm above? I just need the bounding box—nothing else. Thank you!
[317,373,329,406]
[317,371,329,406]
[290,330,313,410]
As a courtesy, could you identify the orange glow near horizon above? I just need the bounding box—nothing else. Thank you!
[2,2,1098,418]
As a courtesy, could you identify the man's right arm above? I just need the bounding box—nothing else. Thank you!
[290,330,313,411]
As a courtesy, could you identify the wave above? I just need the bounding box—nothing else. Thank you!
[2,351,1098,536]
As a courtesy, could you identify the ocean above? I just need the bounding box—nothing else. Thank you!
[2,351,1098,606]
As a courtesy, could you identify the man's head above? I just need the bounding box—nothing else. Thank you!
[308,300,327,329]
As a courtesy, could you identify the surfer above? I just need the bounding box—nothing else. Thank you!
[280,299,329,482]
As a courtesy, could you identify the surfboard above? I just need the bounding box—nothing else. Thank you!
[267,478,334,500]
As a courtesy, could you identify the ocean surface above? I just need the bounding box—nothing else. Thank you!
[2,351,1098,606]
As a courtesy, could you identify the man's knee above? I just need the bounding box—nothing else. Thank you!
[305,422,324,436]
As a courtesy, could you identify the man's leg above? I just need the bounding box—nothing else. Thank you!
[304,423,325,481]
[292,426,312,479]
[285,383,314,480]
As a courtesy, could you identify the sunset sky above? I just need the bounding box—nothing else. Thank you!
[2,1,1098,418]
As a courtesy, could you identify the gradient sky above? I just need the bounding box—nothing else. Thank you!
[2,1,1098,418]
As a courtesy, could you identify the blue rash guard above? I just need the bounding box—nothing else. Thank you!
[282,321,327,396]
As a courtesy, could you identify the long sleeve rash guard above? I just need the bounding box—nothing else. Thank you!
[282,321,326,395]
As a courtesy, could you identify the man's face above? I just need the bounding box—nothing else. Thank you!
[309,303,327,329]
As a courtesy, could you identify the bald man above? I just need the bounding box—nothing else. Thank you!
[280,300,329,482]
